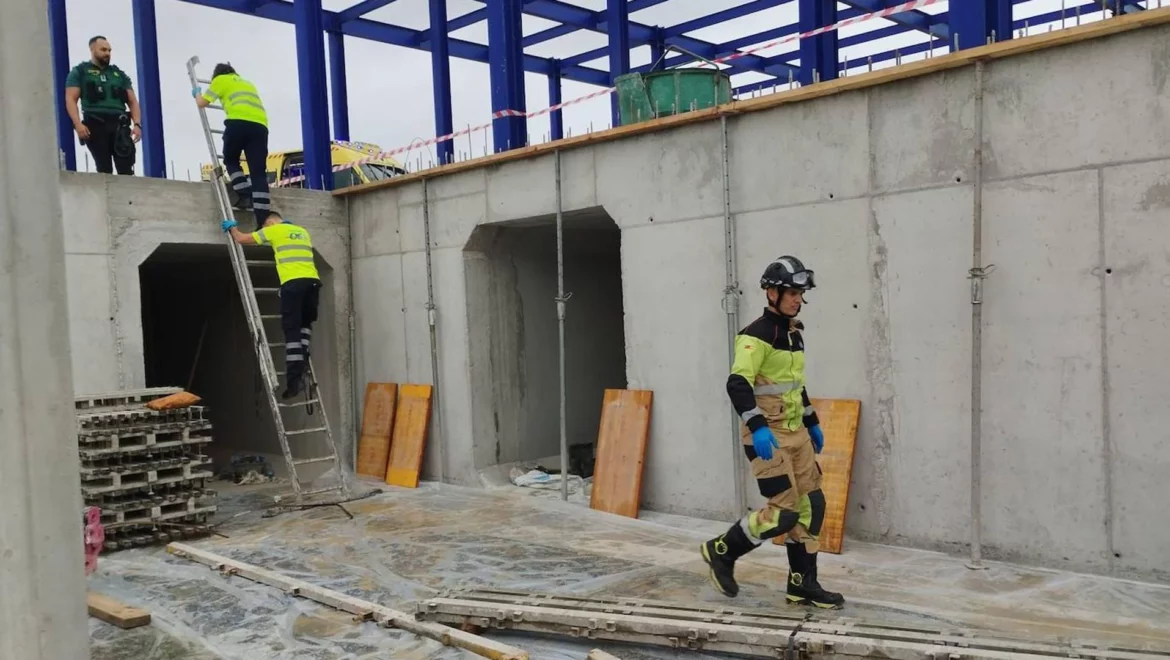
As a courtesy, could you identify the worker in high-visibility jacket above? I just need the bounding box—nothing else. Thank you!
[194,63,271,228]
[222,212,320,400]
[700,255,845,610]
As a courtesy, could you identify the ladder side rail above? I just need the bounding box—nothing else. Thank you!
[303,358,347,497]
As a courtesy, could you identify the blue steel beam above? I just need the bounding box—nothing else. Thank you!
[487,0,527,151]
[328,31,350,140]
[799,0,838,84]
[132,0,166,178]
[548,59,563,140]
[48,0,75,171]
[447,8,488,32]
[950,0,1012,49]
[838,0,949,38]
[430,0,454,164]
[294,0,333,190]
[607,0,629,126]
[663,0,791,37]
[338,0,398,23]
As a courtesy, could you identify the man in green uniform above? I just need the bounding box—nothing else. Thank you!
[64,36,142,175]
[700,255,845,609]
[195,63,271,228]
[222,212,320,400]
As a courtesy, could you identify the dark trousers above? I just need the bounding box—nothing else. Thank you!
[222,119,270,228]
[279,278,320,387]
[82,113,135,175]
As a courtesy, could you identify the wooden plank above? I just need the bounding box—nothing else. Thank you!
[355,382,398,480]
[385,384,433,489]
[166,543,529,660]
[587,651,622,660]
[772,398,860,554]
[590,389,652,518]
[336,8,1170,199]
[87,591,151,629]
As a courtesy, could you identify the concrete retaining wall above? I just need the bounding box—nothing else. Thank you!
[346,20,1170,582]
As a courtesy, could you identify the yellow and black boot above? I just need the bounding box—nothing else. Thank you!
[785,542,845,609]
[700,522,756,598]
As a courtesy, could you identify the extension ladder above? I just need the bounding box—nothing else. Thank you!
[186,56,348,504]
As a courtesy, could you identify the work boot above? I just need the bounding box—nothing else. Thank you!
[700,521,756,598]
[281,377,303,400]
[785,542,845,609]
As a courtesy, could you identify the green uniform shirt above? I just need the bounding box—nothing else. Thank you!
[65,61,133,115]
[202,74,268,127]
[252,222,320,285]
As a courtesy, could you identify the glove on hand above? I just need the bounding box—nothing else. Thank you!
[221,219,238,233]
[192,86,202,98]
[751,426,779,462]
[809,424,824,454]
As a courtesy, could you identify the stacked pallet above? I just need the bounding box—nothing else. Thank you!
[76,387,218,551]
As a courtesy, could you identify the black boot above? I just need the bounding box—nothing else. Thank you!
[701,521,757,598]
[785,542,845,609]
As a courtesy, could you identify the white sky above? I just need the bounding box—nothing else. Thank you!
[59,0,1123,178]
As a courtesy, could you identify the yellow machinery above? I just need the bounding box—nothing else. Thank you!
[201,140,407,190]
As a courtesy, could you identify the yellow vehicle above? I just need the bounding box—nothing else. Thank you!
[201,140,407,190]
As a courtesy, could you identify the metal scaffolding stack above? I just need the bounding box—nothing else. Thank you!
[76,387,218,551]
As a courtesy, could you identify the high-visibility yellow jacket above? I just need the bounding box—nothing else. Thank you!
[251,222,320,284]
[202,74,268,127]
[727,308,820,435]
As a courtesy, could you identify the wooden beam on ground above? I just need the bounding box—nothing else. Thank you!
[356,382,398,480]
[165,543,529,660]
[590,389,652,518]
[587,650,622,660]
[87,591,151,629]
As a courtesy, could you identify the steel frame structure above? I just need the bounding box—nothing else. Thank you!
[48,0,1149,189]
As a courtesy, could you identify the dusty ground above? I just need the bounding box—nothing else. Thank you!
[88,480,1170,659]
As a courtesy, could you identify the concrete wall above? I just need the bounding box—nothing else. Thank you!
[60,173,355,470]
[348,22,1170,581]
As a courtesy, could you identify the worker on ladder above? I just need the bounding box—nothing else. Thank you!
[221,211,320,400]
[700,256,845,610]
[194,63,271,228]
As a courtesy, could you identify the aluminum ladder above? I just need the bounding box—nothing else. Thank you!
[186,56,348,504]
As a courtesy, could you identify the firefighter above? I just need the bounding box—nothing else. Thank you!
[700,255,845,610]
[195,63,271,229]
[222,211,320,400]
[64,36,142,175]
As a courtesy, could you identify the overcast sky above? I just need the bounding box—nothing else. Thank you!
[59,0,1113,179]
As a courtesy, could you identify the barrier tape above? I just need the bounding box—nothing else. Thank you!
[273,0,941,187]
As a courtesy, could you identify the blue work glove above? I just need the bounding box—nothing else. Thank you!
[751,426,780,462]
[809,424,824,454]
[221,219,238,233]
[191,86,202,98]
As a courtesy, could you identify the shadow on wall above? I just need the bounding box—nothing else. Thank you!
[138,243,336,477]
[464,208,627,476]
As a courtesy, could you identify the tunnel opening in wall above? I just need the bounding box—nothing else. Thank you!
[463,208,627,487]
[139,243,339,483]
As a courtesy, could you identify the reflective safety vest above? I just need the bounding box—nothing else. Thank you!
[202,74,268,127]
[726,308,820,434]
[252,222,320,285]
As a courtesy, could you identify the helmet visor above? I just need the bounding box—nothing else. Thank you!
[791,269,815,289]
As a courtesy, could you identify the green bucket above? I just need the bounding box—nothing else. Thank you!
[615,68,732,126]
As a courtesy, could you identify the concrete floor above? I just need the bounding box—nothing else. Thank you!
[88,481,1170,659]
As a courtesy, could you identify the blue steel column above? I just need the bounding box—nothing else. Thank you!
[606,0,629,127]
[798,0,838,85]
[548,59,563,141]
[486,0,526,152]
[328,31,350,141]
[48,0,74,170]
[649,27,667,71]
[294,0,332,190]
[132,0,166,178]
[429,0,454,164]
[949,0,1012,50]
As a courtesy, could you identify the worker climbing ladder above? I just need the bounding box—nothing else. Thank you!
[186,56,348,505]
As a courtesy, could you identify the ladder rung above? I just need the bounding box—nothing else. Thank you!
[210,129,224,135]
[208,104,223,111]
[279,398,320,408]
[254,288,280,294]
[261,314,281,320]
[286,426,327,436]
[197,77,212,85]
[298,484,345,496]
[247,260,275,266]
[293,455,335,466]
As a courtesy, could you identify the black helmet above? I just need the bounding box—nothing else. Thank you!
[760,255,815,291]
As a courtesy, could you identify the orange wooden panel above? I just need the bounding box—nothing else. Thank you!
[385,384,433,488]
[590,389,653,518]
[771,398,860,554]
[355,383,397,480]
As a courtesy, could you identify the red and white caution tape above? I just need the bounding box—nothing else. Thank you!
[274,0,940,187]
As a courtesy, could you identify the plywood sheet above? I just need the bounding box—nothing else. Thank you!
[88,591,151,629]
[590,389,653,518]
[356,383,398,480]
[771,398,860,554]
[385,384,433,488]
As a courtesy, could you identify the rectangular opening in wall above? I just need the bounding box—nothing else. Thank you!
[464,209,627,484]
[139,243,337,483]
